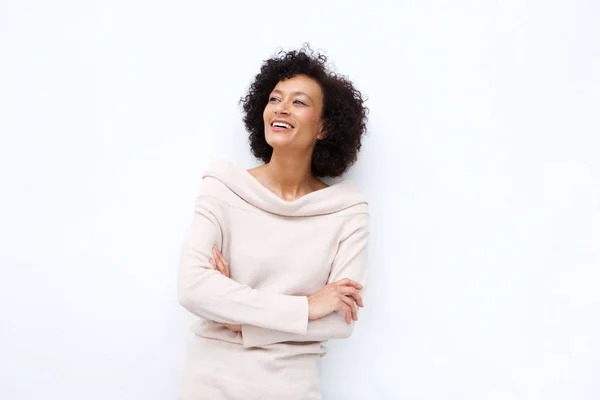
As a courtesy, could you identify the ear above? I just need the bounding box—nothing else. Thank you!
[317,125,327,140]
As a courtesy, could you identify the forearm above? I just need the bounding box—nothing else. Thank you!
[178,196,310,334]
[241,212,370,347]
[241,312,354,347]
[178,270,308,332]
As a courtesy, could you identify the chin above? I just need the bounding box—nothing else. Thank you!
[265,130,294,148]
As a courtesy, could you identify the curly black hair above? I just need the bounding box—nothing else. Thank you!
[239,44,368,178]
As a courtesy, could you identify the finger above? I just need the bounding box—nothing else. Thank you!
[334,278,363,290]
[348,292,364,308]
[210,255,225,275]
[354,292,364,308]
[213,245,224,263]
[222,256,230,278]
[211,259,223,275]
[346,292,364,308]
[217,259,227,277]
[217,249,230,278]
[337,287,364,307]
[340,295,358,321]
[223,263,230,278]
[213,250,228,277]
[336,297,355,324]
[335,299,352,324]
[213,246,230,274]
[211,247,225,274]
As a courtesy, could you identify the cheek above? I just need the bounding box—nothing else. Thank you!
[263,105,271,120]
[297,108,319,125]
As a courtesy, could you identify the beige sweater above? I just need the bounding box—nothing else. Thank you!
[178,158,370,352]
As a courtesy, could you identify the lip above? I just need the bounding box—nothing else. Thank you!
[270,119,295,129]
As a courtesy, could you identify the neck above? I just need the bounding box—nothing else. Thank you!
[263,150,314,201]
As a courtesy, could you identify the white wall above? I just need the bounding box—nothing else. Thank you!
[1,1,599,399]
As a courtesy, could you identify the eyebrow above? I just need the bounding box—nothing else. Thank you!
[271,89,314,103]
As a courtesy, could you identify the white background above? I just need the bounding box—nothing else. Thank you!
[1,1,599,399]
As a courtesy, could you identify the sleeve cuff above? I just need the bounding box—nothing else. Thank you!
[242,296,308,347]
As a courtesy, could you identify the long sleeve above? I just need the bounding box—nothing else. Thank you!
[240,212,370,348]
[177,194,310,335]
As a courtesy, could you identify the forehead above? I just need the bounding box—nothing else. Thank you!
[272,75,323,98]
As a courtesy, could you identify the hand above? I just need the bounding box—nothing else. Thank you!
[222,323,242,332]
[210,245,230,278]
[210,245,241,332]
[307,278,364,324]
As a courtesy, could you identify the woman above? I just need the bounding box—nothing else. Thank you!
[177,45,369,400]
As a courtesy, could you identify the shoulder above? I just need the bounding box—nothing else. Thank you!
[333,179,369,238]
[196,158,239,199]
[331,202,369,245]
[329,178,370,217]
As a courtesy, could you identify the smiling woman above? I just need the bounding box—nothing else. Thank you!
[241,44,368,178]
[263,75,326,154]
[177,44,370,400]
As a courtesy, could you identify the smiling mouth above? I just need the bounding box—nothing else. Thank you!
[271,121,294,129]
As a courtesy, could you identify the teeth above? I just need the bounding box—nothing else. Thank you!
[272,122,292,129]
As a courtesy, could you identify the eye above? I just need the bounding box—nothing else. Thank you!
[294,100,306,105]
[269,96,280,102]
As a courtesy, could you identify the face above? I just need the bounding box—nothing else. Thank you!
[263,74,325,153]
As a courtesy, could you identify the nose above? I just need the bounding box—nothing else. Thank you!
[274,100,290,116]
